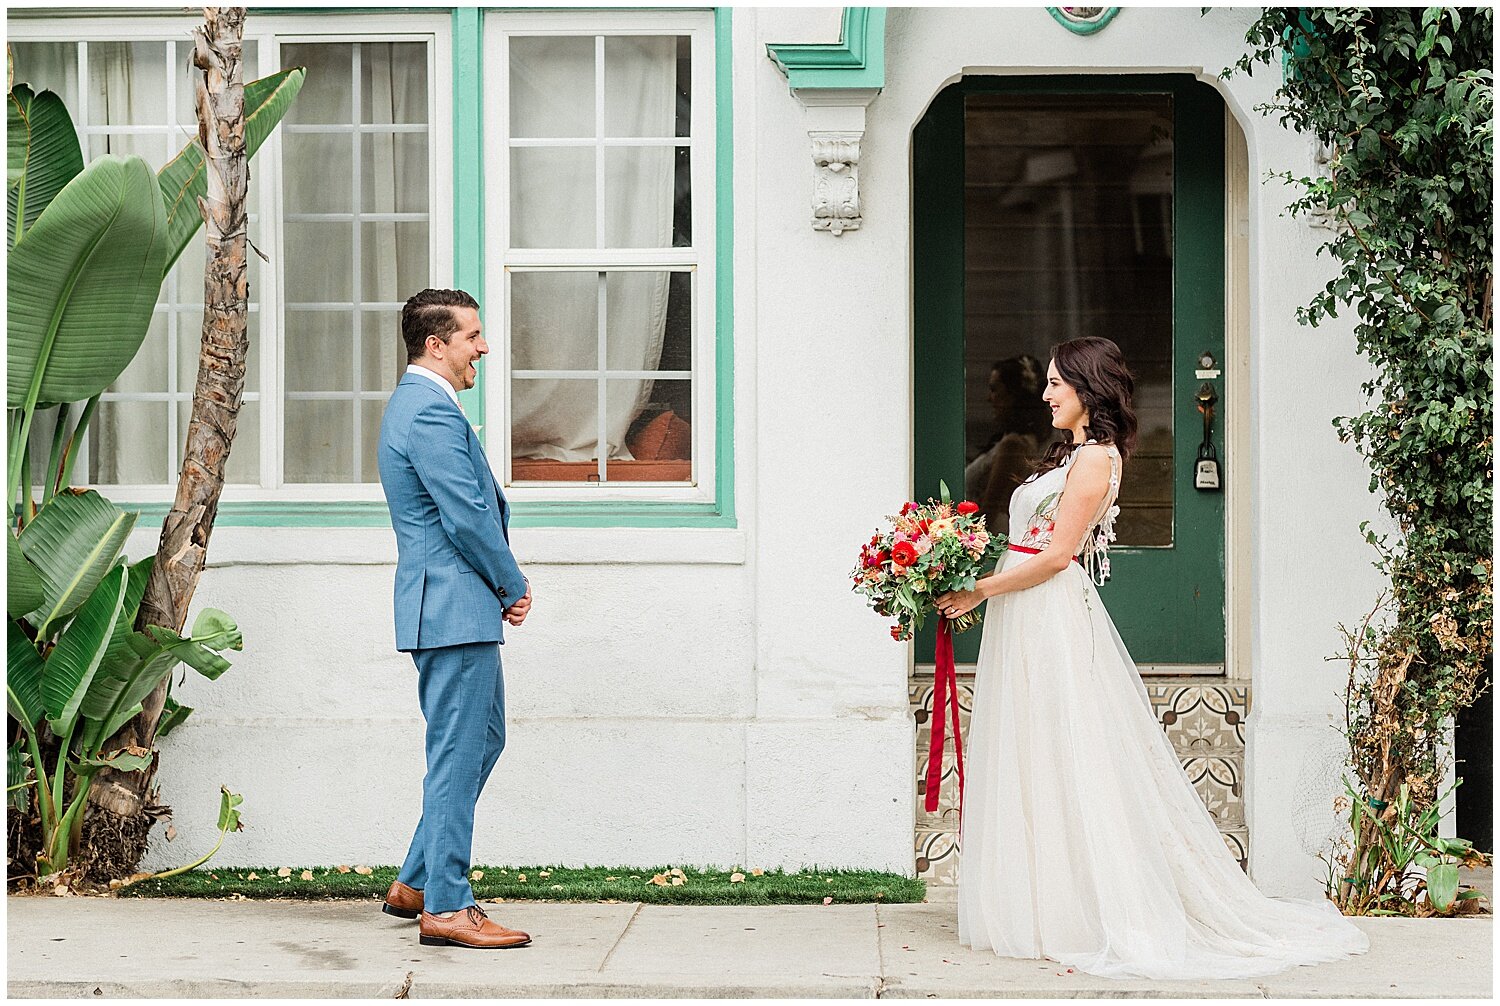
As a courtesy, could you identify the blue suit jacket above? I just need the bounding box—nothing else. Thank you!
[378,373,527,652]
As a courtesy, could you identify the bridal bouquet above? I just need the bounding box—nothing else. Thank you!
[850,482,1009,642]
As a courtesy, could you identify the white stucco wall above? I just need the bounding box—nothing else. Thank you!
[144,7,1387,898]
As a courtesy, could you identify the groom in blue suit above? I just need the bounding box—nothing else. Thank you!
[376,288,533,949]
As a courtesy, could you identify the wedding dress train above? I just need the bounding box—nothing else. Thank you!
[957,441,1368,979]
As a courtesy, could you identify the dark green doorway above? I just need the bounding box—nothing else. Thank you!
[913,75,1227,667]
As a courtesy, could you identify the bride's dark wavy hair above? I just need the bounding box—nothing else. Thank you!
[1033,337,1139,477]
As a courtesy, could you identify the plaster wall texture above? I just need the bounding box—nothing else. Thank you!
[136,8,1388,892]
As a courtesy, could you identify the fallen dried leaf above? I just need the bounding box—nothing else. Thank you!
[300,870,314,881]
[750,868,764,876]
[52,884,70,897]
[517,874,527,882]
[471,870,484,882]
[671,877,685,887]
[108,880,123,890]
[165,825,177,842]
[649,874,670,887]
[228,892,246,901]
[277,867,292,878]
[826,878,834,883]
[354,865,373,876]
[823,896,833,905]
[604,876,618,882]
[538,870,551,878]
[246,872,259,881]
[336,865,351,874]
[669,868,685,878]
[488,897,506,904]
[729,872,745,883]
[551,884,563,890]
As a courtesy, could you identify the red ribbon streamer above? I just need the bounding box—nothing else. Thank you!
[924,617,965,816]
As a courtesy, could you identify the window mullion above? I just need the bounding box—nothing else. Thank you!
[165,43,181,483]
[594,34,607,484]
[350,41,365,483]
[267,34,288,489]
[596,271,607,483]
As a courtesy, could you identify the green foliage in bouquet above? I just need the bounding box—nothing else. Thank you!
[852,481,1009,641]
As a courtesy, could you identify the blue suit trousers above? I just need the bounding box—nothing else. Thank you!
[395,641,505,913]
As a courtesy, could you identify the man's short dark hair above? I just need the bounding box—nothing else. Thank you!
[401,288,480,363]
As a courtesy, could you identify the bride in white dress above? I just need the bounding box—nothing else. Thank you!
[935,337,1368,980]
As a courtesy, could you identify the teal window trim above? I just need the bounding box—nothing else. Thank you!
[111,6,736,531]
[1045,7,1121,35]
[453,7,485,429]
[767,6,885,90]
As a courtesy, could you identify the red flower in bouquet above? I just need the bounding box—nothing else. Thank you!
[849,480,1008,640]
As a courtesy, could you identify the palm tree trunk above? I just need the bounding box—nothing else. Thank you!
[90,7,249,822]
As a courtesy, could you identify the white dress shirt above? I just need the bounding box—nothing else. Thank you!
[405,363,462,409]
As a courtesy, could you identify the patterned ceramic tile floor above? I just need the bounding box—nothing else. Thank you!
[912,676,1250,884]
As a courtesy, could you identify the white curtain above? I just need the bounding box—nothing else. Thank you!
[279,41,429,483]
[508,36,676,463]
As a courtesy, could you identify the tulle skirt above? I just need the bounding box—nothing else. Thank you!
[956,551,1369,979]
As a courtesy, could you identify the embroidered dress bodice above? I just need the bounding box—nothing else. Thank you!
[1009,440,1121,583]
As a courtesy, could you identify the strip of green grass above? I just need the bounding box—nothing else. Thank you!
[117,865,926,905]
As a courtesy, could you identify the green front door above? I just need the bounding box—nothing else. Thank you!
[914,75,1226,667]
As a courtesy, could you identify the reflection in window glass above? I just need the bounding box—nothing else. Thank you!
[963,93,1173,544]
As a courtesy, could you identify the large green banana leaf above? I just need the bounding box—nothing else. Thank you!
[7,154,169,410]
[7,619,45,729]
[146,607,242,680]
[155,692,193,739]
[8,532,46,617]
[158,67,306,275]
[99,556,152,671]
[43,562,128,739]
[8,739,33,811]
[81,608,241,750]
[17,489,137,638]
[7,83,84,246]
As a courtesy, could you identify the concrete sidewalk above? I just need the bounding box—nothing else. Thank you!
[7,892,1492,999]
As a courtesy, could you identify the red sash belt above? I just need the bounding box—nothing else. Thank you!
[1008,543,1081,564]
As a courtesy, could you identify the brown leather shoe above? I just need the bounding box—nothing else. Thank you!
[383,880,424,920]
[419,905,532,949]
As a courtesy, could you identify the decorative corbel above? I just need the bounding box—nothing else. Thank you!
[810,131,862,235]
[767,8,886,236]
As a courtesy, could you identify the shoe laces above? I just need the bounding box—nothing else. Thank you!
[465,905,488,927]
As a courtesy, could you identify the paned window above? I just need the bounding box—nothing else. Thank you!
[9,17,449,498]
[12,39,266,488]
[488,12,716,502]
